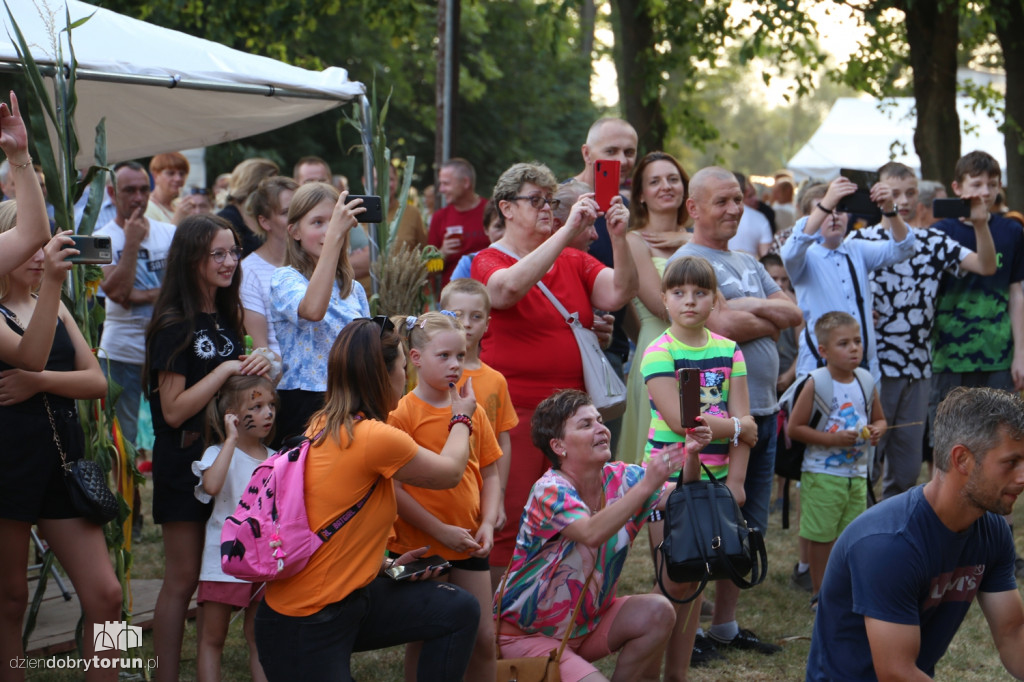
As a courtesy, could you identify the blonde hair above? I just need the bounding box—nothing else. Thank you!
[397,311,465,352]
[440,278,491,314]
[285,182,354,298]
[204,375,278,445]
[227,158,279,205]
[0,200,20,299]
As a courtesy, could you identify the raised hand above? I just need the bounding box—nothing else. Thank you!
[0,92,29,162]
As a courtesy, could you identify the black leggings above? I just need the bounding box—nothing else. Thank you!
[255,576,479,681]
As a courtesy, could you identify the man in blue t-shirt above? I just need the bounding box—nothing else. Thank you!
[807,387,1024,681]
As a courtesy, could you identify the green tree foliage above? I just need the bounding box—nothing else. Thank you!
[96,0,598,192]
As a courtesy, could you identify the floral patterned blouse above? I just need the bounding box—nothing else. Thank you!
[495,462,659,639]
[270,266,369,391]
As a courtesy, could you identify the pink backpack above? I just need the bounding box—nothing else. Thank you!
[220,430,378,582]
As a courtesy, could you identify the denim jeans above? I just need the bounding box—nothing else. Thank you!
[742,413,778,536]
[255,576,479,681]
[105,359,142,446]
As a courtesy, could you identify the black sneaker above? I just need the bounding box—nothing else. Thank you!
[790,563,812,592]
[691,633,724,667]
[709,628,782,655]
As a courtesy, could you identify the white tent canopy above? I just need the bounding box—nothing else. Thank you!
[786,97,1006,182]
[0,0,365,166]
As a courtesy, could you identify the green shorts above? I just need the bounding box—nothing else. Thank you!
[799,471,866,543]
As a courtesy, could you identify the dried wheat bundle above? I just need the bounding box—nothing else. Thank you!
[374,243,429,316]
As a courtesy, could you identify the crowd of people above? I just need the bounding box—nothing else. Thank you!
[3,85,1024,682]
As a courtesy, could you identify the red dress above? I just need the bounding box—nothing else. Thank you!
[472,246,605,564]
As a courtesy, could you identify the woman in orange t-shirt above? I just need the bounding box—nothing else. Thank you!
[253,318,480,681]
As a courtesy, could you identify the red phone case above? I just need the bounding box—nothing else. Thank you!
[595,159,621,213]
[677,368,701,428]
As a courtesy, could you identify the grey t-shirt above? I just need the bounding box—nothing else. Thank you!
[671,243,782,415]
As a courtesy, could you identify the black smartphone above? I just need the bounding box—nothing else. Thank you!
[385,555,452,581]
[63,234,113,265]
[595,160,621,213]
[933,197,971,219]
[837,168,882,222]
[676,368,702,429]
[345,194,383,224]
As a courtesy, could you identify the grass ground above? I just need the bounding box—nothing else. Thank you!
[26,476,1023,681]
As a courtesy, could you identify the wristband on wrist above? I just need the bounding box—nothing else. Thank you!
[448,413,473,435]
[881,208,898,218]
[9,156,32,170]
[816,202,834,215]
[731,417,741,446]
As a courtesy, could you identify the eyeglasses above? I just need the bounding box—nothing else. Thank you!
[512,195,560,210]
[209,247,243,263]
[368,315,395,338]
[188,187,209,196]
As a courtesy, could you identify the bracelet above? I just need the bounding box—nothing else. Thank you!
[731,417,741,446]
[9,156,31,170]
[881,209,898,218]
[816,202,834,215]
[448,413,473,435]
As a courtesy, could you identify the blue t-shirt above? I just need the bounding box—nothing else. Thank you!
[806,485,1016,681]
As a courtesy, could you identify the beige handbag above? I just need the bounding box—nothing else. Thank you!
[495,561,594,682]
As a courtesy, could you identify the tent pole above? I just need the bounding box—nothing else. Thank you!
[359,93,379,297]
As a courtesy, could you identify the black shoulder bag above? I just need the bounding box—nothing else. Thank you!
[655,462,768,603]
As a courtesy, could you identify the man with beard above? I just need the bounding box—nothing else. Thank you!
[807,387,1024,681]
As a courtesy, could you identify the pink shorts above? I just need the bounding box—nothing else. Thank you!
[496,596,630,682]
[197,580,264,609]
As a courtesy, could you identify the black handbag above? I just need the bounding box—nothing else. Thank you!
[44,395,119,525]
[655,462,767,603]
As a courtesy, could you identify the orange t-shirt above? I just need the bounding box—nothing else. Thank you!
[387,394,502,560]
[265,419,419,617]
[457,362,519,435]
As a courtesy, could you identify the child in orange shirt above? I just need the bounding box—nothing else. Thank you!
[388,311,503,682]
[440,279,519,586]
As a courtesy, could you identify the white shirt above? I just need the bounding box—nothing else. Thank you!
[728,208,772,256]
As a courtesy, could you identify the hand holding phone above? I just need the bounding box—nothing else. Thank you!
[932,197,971,219]
[677,367,702,430]
[836,168,882,221]
[385,554,452,581]
[594,160,621,213]
[62,234,113,264]
[344,194,384,224]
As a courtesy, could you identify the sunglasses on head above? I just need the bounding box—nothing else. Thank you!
[364,315,395,338]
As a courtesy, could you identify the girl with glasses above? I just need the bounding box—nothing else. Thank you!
[144,214,274,681]
[270,182,370,447]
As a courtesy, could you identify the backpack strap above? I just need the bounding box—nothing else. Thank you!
[809,366,834,430]
[852,367,875,408]
[316,478,378,542]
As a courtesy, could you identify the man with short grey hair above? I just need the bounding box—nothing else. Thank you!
[808,386,1024,680]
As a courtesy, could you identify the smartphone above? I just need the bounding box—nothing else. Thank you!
[594,159,621,213]
[63,234,113,265]
[676,368,702,429]
[345,194,384,224]
[933,197,971,219]
[836,168,882,222]
[385,555,452,581]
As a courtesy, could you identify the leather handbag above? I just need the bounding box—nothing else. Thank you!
[44,395,119,525]
[487,243,627,420]
[655,462,767,603]
[495,562,594,682]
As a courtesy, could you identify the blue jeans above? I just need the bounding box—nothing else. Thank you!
[105,359,142,447]
[742,413,778,536]
[255,576,479,681]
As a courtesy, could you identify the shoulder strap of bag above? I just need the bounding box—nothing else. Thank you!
[489,242,576,324]
[841,252,871,370]
[852,367,875,408]
[299,427,379,543]
[809,366,834,430]
[495,551,596,662]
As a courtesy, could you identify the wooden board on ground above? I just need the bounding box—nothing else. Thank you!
[24,579,196,657]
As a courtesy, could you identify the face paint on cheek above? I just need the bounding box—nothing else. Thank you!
[242,414,256,431]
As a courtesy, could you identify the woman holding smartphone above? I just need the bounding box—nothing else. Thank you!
[270,183,370,445]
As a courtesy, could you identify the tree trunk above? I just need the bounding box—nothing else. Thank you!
[992,0,1024,209]
[580,0,595,60]
[901,0,960,190]
[609,0,666,153]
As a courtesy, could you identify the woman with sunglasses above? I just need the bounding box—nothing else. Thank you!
[470,162,638,581]
[144,214,274,681]
[254,318,480,681]
[270,182,370,446]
